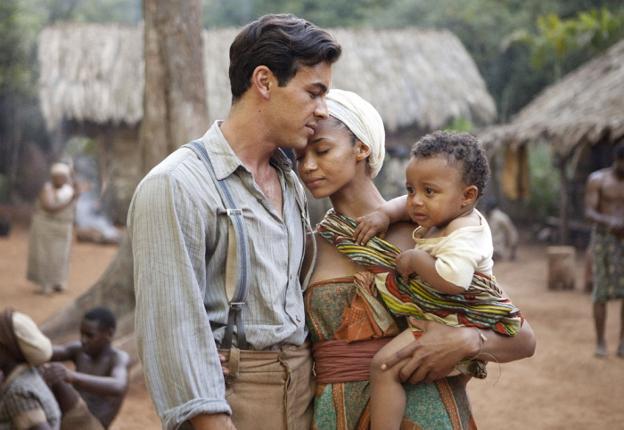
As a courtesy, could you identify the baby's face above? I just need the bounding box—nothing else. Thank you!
[404,155,468,228]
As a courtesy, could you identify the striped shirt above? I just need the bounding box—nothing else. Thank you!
[0,365,61,430]
[128,121,309,429]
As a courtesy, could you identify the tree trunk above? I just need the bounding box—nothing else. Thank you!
[43,0,207,340]
[140,0,208,172]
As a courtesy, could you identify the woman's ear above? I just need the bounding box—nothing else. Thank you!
[462,185,479,207]
[251,65,274,99]
[355,141,371,162]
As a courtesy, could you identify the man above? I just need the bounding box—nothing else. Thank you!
[44,307,129,428]
[128,14,341,430]
[585,142,624,358]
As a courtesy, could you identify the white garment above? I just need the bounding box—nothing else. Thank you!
[54,184,74,205]
[413,210,494,289]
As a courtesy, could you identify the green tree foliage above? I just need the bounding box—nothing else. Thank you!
[203,0,392,28]
[0,0,39,201]
[506,8,624,80]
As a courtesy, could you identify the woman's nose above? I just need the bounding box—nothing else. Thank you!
[301,155,318,172]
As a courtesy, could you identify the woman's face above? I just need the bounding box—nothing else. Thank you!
[51,173,69,188]
[295,117,362,199]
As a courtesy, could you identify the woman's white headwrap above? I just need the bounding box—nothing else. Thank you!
[326,89,385,178]
[50,162,71,178]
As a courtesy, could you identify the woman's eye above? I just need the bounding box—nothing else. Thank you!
[425,187,434,195]
[406,186,414,194]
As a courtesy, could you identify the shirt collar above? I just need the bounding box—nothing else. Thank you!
[201,121,294,181]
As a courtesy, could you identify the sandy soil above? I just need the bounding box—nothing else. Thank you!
[1,225,622,429]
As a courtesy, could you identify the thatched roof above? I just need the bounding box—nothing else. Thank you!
[480,38,624,158]
[39,23,496,136]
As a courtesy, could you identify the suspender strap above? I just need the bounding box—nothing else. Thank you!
[185,140,250,349]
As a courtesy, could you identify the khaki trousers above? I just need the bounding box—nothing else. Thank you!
[219,343,315,430]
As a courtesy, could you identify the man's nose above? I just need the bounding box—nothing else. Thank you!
[314,98,329,119]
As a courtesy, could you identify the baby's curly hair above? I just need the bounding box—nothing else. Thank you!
[411,131,490,196]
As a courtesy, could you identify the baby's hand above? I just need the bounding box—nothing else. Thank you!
[354,210,390,245]
[396,249,419,278]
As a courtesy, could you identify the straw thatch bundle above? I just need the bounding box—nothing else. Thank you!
[39,23,496,138]
[480,38,624,158]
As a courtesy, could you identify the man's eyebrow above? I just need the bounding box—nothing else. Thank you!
[310,82,328,94]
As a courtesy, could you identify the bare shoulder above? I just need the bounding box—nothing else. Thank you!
[112,348,131,367]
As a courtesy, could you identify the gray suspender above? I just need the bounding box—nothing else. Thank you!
[185,140,250,350]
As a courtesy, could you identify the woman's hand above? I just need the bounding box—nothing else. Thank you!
[382,320,480,384]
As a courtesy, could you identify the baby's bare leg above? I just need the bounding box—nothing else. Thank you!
[370,329,417,430]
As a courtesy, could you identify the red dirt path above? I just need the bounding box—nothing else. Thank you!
[1,226,622,429]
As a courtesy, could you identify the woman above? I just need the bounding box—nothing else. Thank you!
[0,308,61,429]
[27,163,79,295]
[297,89,536,429]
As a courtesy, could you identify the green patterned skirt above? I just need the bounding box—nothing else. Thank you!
[306,276,477,430]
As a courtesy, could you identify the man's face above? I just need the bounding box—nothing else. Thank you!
[80,319,112,357]
[265,62,332,151]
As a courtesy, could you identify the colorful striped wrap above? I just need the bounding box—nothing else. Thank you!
[317,210,522,337]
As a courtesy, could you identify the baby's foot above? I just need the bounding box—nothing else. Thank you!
[594,341,608,358]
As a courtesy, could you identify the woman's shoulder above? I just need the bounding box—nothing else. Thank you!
[385,221,418,251]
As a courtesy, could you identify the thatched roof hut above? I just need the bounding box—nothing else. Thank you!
[479,38,624,244]
[39,23,496,142]
[480,38,624,158]
[38,22,496,223]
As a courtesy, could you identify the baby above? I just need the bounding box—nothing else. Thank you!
[354,131,522,430]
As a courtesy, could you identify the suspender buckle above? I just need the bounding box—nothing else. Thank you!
[218,208,243,216]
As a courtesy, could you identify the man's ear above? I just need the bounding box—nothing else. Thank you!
[355,141,371,162]
[462,185,479,207]
[251,65,274,99]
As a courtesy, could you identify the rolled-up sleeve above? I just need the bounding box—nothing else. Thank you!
[129,172,230,430]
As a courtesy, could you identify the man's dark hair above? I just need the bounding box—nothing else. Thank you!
[614,142,624,160]
[229,13,341,101]
[411,131,490,196]
[84,307,116,332]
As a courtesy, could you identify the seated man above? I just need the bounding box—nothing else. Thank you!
[45,307,129,429]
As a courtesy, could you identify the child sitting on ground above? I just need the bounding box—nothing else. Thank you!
[353,131,522,430]
[43,307,129,429]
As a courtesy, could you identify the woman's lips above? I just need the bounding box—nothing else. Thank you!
[305,178,325,188]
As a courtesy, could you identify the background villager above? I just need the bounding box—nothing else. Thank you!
[584,142,624,358]
[485,199,519,261]
[26,163,79,295]
[0,308,61,429]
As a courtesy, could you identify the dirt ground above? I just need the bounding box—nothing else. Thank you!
[1,225,623,429]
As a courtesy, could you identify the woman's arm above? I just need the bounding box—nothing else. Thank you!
[383,319,536,384]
